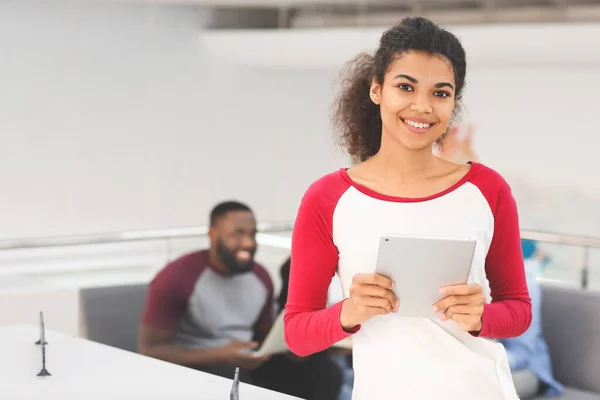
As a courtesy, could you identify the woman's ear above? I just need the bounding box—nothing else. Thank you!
[370,78,381,105]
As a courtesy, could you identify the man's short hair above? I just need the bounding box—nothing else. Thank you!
[210,201,253,227]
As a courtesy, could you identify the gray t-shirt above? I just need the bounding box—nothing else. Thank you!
[141,250,274,349]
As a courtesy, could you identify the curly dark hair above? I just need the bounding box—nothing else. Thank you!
[332,17,467,164]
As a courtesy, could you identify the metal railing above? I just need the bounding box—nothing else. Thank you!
[520,230,600,289]
[0,221,294,251]
[0,223,598,288]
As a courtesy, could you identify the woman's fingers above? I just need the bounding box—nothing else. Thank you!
[355,295,396,313]
[358,285,399,311]
[353,273,395,290]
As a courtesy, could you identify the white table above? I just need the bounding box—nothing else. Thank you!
[0,325,300,399]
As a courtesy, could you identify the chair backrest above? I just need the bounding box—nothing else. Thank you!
[540,283,600,393]
[80,283,148,353]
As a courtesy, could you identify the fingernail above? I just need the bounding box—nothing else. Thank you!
[439,288,446,294]
[432,306,438,312]
[395,301,400,308]
[391,281,396,289]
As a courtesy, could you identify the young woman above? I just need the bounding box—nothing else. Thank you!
[283,17,532,399]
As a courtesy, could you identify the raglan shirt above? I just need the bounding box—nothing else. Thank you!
[284,162,532,400]
[142,250,274,350]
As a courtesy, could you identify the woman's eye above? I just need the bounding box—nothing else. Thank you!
[434,91,451,98]
[398,84,414,92]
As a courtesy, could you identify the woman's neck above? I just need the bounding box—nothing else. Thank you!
[370,135,438,183]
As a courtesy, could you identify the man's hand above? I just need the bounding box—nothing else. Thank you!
[217,340,271,370]
[433,283,485,333]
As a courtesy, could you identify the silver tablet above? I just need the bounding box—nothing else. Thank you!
[375,234,476,319]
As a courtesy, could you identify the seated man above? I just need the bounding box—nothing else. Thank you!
[138,201,342,399]
[138,201,272,382]
[499,240,564,398]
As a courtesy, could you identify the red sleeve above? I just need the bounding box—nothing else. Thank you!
[141,266,188,332]
[141,252,205,332]
[284,172,358,357]
[473,168,532,338]
[253,263,275,327]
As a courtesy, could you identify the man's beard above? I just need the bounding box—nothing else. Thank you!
[216,239,255,275]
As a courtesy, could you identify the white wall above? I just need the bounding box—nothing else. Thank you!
[0,2,346,240]
[1,2,599,247]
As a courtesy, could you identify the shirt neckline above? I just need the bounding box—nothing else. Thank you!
[339,161,479,203]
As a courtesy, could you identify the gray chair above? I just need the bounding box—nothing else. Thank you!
[80,283,148,353]
[525,283,600,399]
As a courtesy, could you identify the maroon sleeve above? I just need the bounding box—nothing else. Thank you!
[141,253,203,332]
[284,172,358,357]
[471,166,532,338]
[253,263,275,326]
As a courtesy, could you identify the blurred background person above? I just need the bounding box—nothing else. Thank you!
[275,257,344,400]
[437,123,478,163]
[278,257,350,400]
[138,201,273,383]
[499,240,564,398]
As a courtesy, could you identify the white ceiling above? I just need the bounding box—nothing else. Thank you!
[198,23,600,69]
[102,0,407,6]
[64,0,600,25]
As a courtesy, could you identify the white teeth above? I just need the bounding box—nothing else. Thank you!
[405,119,431,129]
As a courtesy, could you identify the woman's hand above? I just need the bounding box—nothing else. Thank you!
[433,283,485,332]
[340,273,399,331]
